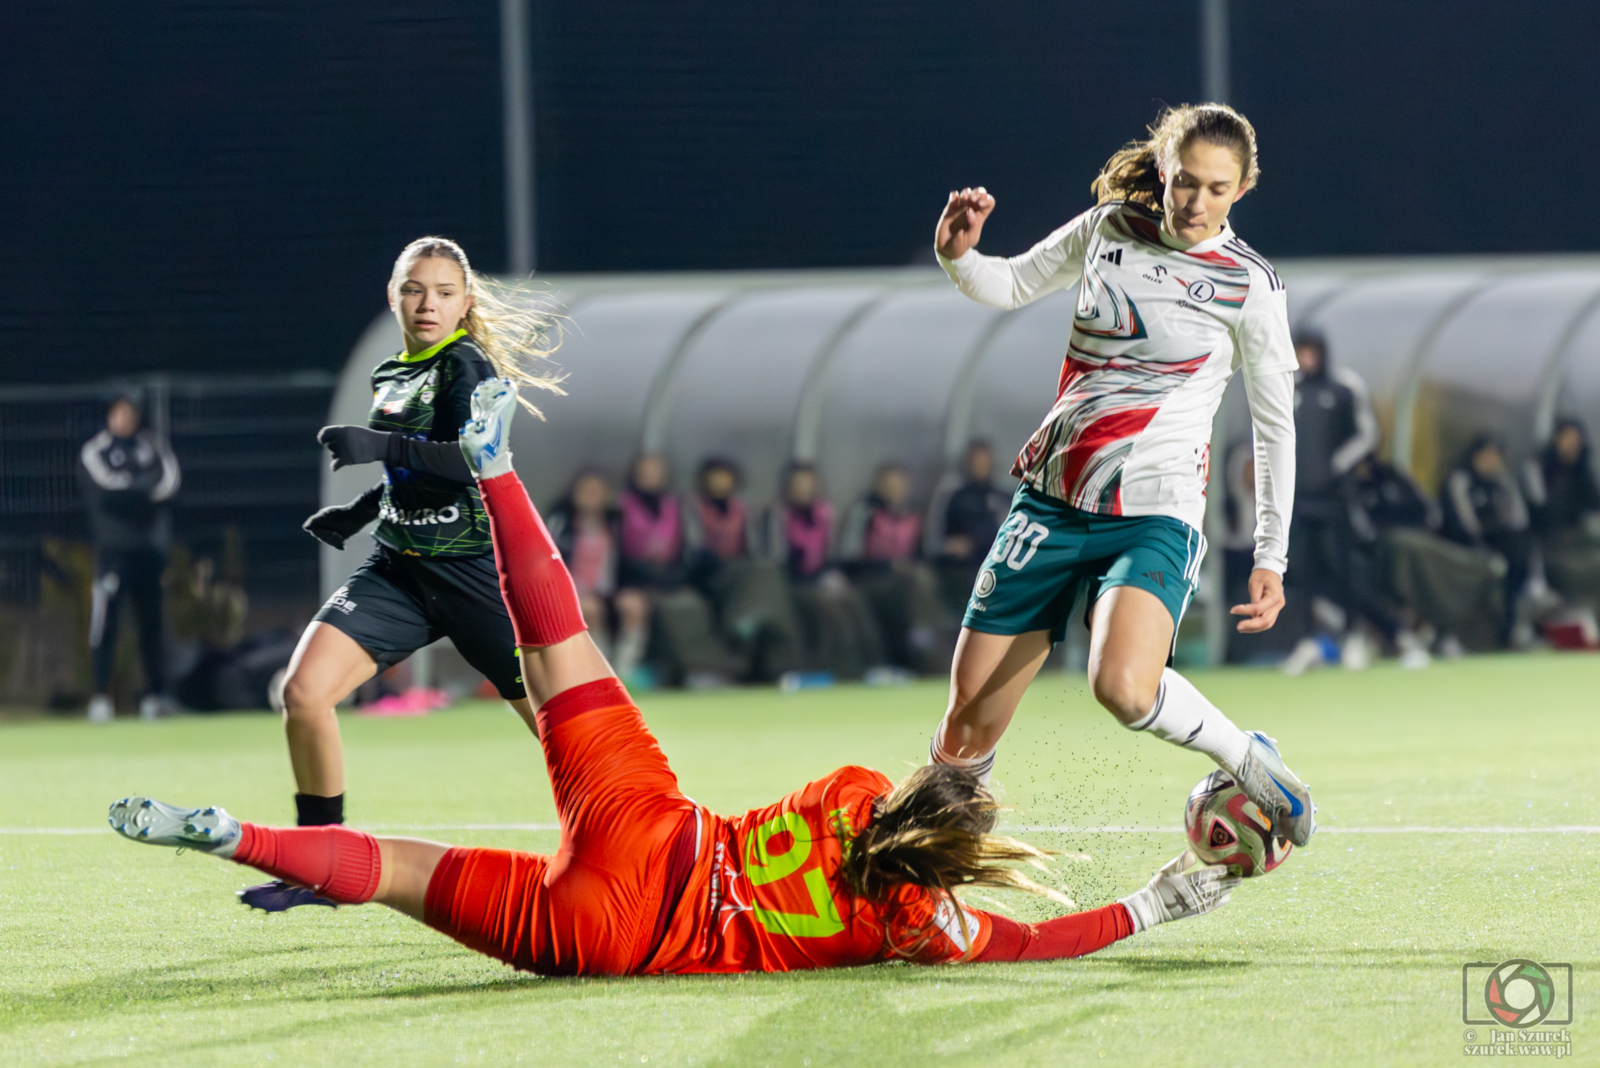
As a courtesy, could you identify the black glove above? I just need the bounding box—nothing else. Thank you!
[318,425,392,470]
[303,484,384,549]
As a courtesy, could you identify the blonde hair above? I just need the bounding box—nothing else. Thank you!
[1091,103,1260,212]
[838,765,1072,958]
[389,236,566,417]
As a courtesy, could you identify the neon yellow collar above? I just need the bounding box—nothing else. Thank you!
[398,327,468,363]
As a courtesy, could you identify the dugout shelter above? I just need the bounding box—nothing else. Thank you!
[330,257,1600,664]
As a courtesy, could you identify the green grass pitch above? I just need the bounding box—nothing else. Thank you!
[2,655,1597,1066]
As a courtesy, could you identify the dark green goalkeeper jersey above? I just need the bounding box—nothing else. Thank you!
[368,329,494,557]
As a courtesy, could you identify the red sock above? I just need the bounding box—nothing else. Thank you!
[233,823,382,904]
[476,472,588,647]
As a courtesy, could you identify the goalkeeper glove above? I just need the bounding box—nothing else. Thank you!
[1119,851,1240,933]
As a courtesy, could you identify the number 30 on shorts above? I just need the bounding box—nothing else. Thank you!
[992,515,1049,571]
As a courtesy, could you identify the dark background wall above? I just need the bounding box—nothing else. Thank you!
[4,0,1598,385]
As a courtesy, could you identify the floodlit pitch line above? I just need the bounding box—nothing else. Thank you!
[13,823,1600,836]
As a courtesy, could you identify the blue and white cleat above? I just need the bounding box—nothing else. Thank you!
[458,377,519,480]
[108,796,241,857]
[238,880,337,913]
[1231,731,1316,847]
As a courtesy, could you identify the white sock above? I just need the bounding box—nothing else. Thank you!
[928,722,996,789]
[1126,668,1249,773]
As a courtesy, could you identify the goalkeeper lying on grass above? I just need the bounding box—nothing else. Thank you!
[109,379,1238,976]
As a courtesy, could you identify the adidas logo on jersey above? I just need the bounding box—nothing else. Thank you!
[1099,249,1123,266]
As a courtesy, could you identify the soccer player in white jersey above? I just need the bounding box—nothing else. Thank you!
[927,103,1314,847]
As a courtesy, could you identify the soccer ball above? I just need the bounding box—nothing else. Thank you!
[1184,770,1292,877]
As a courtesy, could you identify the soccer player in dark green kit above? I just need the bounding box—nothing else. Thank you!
[249,237,561,910]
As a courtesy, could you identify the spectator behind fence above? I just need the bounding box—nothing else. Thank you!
[615,453,727,686]
[1340,452,1434,668]
[545,469,650,672]
[933,440,1012,612]
[685,458,800,683]
[1525,418,1600,607]
[841,463,949,674]
[80,392,181,722]
[1441,435,1535,646]
[1351,449,1504,656]
[685,458,750,579]
[763,463,883,679]
[768,463,834,583]
[1281,333,1380,674]
[618,453,683,591]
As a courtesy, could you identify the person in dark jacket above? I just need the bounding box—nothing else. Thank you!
[1281,333,1380,673]
[1526,419,1600,538]
[80,392,181,722]
[1525,418,1600,606]
[940,442,1010,564]
[935,441,1012,612]
[1441,435,1534,645]
[1341,452,1435,667]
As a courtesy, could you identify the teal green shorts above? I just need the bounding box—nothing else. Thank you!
[963,485,1205,644]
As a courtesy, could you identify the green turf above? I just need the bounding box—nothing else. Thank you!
[3,655,1598,1067]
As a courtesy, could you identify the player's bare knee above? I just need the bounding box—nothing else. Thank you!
[1089,665,1155,726]
[281,667,337,723]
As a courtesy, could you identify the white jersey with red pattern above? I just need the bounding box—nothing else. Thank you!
[939,201,1297,573]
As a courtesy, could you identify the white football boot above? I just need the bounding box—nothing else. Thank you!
[87,695,114,724]
[458,377,519,480]
[1230,731,1316,846]
[108,797,241,857]
[1119,852,1240,932]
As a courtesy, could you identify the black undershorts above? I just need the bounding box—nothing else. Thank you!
[313,546,524,700]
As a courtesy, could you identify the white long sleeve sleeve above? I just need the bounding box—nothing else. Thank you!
[1234,282,1298,575]
[936,208,1098,311]
[1245,368,1296,574]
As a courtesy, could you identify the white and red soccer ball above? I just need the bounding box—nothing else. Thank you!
[1184,770,1293,877]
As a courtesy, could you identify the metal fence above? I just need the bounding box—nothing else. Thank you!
[0,373,334,610]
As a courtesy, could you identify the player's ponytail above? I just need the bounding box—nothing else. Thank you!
[1091,103,1260,211]
[839,765,1072,954]
[389,237,566,418]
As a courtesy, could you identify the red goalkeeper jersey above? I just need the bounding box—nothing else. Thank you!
[647,766,993,974]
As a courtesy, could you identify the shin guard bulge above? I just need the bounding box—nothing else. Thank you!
[476,471,587,647]
[231,824,382,905]
[1126,668,1249,772]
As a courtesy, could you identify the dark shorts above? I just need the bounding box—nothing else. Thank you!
[963,486,1205,644]
[313,546,525,700]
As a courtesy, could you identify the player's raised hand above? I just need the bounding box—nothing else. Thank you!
[317,425,389,470]
[934,187,996,261]
[1231,567,1285,633]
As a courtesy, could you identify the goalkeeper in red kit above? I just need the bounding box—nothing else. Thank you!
[109,380,1239,975]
